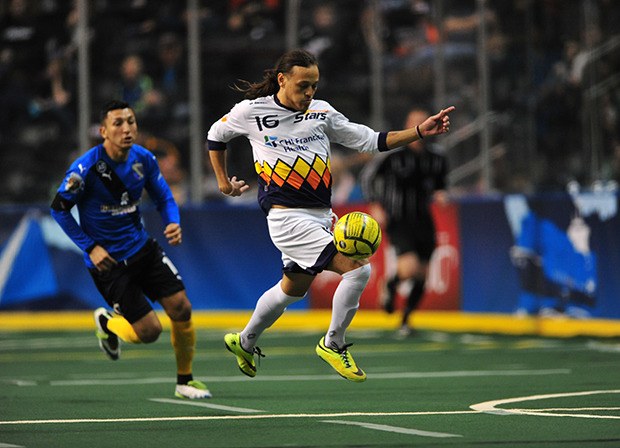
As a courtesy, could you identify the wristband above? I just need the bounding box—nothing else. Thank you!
[416,125,424,140]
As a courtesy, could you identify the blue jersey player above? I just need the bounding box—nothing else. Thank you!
[51,100,211,399]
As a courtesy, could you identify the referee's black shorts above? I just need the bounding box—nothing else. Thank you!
[387,219,437,261]
[89,238,185,324]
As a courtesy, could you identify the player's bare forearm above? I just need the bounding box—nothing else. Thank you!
[386,106,455,149]
[208,150,233,194]
[208,149,249,197]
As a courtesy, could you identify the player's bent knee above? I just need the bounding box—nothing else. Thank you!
[329,252,370,275]
[137,325,162,343]
[344,263,371,286]
[133,313,163,343]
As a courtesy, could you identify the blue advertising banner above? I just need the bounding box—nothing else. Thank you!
[461,192,620,318]
[1,193,618,319]
[0,203,290,311]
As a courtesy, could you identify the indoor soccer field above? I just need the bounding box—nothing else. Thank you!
[1,316,619,448]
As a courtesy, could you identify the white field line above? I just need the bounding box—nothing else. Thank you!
[470,389,620,420]
[46,369,571,386]
[149,398,264,414]
[511,407,620,412]
[0,337,95,350]
[0,410,480,426]
[3,389,619,426]
[321,419,462,438]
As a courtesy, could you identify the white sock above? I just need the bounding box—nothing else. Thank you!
[325,264,371,348]
[240,281,302,350]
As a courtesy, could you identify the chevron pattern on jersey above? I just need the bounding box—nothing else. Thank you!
[255,154,331,190]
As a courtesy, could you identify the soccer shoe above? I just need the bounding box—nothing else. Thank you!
[316,337,366,382]
[175,380,212,399]
[94,307,120,361]
[397,325,414,338]
[224,333,264,378]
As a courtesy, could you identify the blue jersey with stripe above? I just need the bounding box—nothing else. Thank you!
[51,144,179,268]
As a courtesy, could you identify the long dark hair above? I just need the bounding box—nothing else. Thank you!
[233,49,318,100]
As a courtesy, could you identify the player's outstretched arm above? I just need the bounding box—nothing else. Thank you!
[419,106,454,137]
[385,106,455,150]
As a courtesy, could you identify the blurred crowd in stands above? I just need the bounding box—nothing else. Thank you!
[0,0,619,205]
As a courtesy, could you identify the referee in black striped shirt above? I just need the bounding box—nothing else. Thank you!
[361,108,449,337]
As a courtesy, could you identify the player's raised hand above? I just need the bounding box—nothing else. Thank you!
[419,106,455,138]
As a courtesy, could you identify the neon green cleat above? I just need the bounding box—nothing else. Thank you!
[316,336,366,382]
[224,333,264,378]
[175,380,212,399]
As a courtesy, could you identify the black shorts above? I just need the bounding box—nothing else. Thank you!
[89,238,185,324]
[387,219,437,261]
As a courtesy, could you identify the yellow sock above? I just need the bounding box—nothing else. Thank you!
[171,319,195,375]
[107,315,141,344]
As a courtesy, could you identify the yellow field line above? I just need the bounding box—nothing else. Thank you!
[0,310,618,338]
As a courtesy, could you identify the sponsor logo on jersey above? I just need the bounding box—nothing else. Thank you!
[100,199,140,216]
[132,162,144,179]
[254,110,327,131]
[262,133,325,152]
[264,135,278,148]
[293,110,328,123]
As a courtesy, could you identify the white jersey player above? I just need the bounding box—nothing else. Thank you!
[208,94,381,213]
[207,49,454,382]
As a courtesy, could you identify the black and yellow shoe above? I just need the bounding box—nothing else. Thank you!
[315,337,366,382]
[224,333,264,377]
[94,307,120,360]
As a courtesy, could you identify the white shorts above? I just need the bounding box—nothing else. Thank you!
[267,207,338,275]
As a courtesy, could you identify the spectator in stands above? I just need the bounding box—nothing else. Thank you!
[150,32,189,130]
[118,54,159,113]
[0,47,31,139]
[30,54,75,132]
[0,0,46,75]
[299,2,351,84]
[153,33,187,104]
[118,54,164,130]
[137,132,188,206]
[226,0,283,41]
[0,0,42,132]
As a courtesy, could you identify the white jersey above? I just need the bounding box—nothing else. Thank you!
[207,94,386,212]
